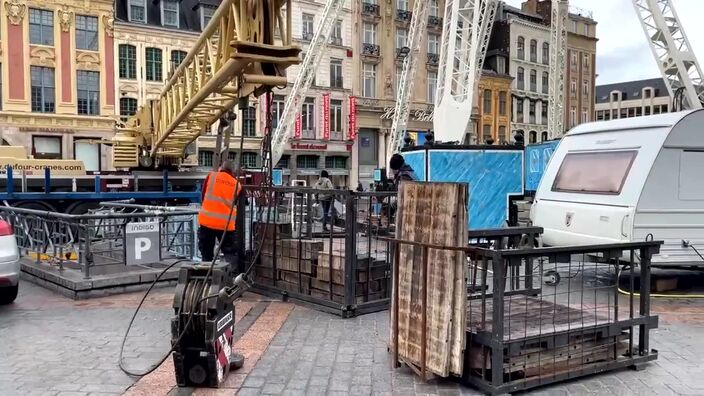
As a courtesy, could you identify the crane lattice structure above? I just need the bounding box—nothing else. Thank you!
[387,0,431,159]
[632,0,704,110]
[433,0,499,144]
[547,0,568,139]
[112,0,301,169]
[267,0,347,169]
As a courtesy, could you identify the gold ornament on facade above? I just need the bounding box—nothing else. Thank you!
[30,47,57,68]
[57,5,73,32]
[103,13,114,37]
[76,51,101,71]
[4,0,26,25]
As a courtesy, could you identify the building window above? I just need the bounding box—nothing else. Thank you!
[499,92,507,115]
[74,139,101,171]
[583,24,590,36]
[161,0,179,28]
[128,0,147,23]
[396,29,408,50]
[76,15,98,51]
[583,79,589,97]
[241,152,257,169]
[363,22,377,44]
[277,155,290,168]
[330,99,343,140]
[541,101,548,124]
[171,50,187,72]
[427,71,437,103]
[611,92,619,102]
[272,95,285,129]
[541,131,548,141]
[482,125,492,143]
[542,72,549,94]
[301,97,315,139]
[242,107,256,137]
[529,39,537,63]
[199,150,214,167]
[517,36,525,60]
[530,69,537,92]
[517,67,524,90]
[529,131,537,144]
[330,59,343,88]
[427,34,440,56]
[201,5,216,29]
[32,136,62,160]
[119,97,138,121]
[29,8,54,46]
[582,109,588,123]
[644,88,652,99]
[570,79,577,95]
[325,156,347,169]
[302,13,314,41]
[362,63,376,97]
[517,98,524,121]
[570,107,577,127]
[330,19,343,45]
[542,42,549,65]
[497,56,506,74]
[146,48,163,82]
[571,52,577,70]
[119,45,137,79]
[483,89,492,115]
[227,151,237,162]
[30,66,55,113]
[397,0,408,10]
[429,0,439,17]
[77,70,100,115]
[529,100,536,123]
[571,20,578,33]
[583,53,590,69]
[297,155,319,169]
[499,126,507,142]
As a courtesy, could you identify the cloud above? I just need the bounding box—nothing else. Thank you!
[503,0,704,85]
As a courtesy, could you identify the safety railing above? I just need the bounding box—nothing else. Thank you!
[0,202,199,279]
[243,186,396,317]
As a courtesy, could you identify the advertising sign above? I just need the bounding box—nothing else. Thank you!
[348,96,357,141]
[125,221,160,265]
[322,93,330,140]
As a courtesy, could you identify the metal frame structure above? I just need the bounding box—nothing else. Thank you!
[268,0,346,169]
[112,0,301,169]
[632,0,704,110]
[547,0,567,139]
[387,0,431,160]
[434,0,498,144]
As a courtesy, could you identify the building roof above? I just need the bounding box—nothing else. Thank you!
[595,78,670,103]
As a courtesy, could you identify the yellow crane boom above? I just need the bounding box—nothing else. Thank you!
[112,0,301,169]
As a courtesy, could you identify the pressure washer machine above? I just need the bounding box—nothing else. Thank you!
[171,263,249,387]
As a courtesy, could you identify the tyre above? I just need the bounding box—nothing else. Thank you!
[0,285,18,305]
[543,270,560,286]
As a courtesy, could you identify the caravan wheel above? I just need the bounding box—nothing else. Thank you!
[543,270,560,286]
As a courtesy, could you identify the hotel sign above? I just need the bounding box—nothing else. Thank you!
[379,107,434,122]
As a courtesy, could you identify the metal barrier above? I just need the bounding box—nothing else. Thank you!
[0,202,199,278]
[463,241,662,394]
[244,186,396,317]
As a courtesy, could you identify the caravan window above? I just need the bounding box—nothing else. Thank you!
[552,151,637,195]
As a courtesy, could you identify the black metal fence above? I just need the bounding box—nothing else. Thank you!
[243,186,396,317]
[464,241,661,394]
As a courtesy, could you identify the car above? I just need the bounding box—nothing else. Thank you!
[0,219,19,304]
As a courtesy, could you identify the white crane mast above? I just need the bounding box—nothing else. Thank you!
[434,0,499,144]
[268,0,346,168]
[632,0,704,110]
[548,0,568,138]
[387,0,431,158]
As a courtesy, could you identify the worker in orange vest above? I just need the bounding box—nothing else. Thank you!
[198,160,243,269]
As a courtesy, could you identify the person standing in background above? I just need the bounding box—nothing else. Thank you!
[314,170,334,231]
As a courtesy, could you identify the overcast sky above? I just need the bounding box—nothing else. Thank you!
[503,0,704,85]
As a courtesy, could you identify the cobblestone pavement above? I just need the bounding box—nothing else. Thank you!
[3,282,704,395]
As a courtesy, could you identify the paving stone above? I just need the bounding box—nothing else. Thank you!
[261,382,286,394]
[242,376,267,388]
[235,387,263,396]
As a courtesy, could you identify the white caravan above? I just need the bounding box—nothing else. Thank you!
[531,109,704,267]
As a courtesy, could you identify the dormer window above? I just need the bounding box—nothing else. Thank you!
[162,0,179,28]
[201,5,216,30]
[644,87,652,99]
[128,0,146,24]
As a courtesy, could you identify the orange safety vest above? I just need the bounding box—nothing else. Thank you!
[198,171,242,231]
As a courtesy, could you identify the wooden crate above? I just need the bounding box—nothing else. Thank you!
[259,253,315,274]
[315,265,387,284]
[310,278,386,296]
[260,239,323,260]
[253,221,293,239]
[310,289,386,304]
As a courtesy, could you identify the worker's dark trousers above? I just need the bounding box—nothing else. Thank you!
[198,226,239,271]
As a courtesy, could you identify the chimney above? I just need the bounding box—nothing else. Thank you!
[521,0,538,14]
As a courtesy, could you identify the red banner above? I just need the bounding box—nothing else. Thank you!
[322,93,330,140]
[294,97,301,139]
[348,96,357,141]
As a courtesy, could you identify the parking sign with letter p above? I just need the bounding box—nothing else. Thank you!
[125,221,160,265]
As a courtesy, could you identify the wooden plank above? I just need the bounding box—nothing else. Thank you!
[260,253,314,274]
[393,182,468,378]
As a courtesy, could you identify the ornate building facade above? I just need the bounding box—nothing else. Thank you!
[0,0,116,170]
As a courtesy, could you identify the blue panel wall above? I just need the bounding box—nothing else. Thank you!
[402,151,426,181]
[525,140,559,192]
[427,150,524,229]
